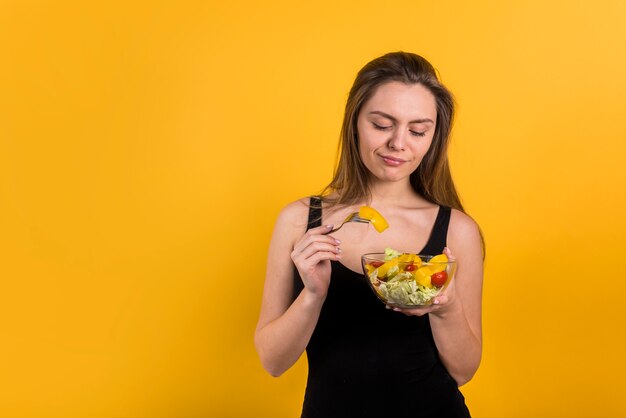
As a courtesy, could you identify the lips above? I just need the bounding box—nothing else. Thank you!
[379,154,407,166]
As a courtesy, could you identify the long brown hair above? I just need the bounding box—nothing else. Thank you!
[321,51,463,210]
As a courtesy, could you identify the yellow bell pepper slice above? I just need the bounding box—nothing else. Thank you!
[359,206,389,233]
[428,254,448,273]
[377,258,398,278]
[413,266,434,288]
[398,253,422,270]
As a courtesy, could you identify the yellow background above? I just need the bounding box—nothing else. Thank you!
[1,0,625,417]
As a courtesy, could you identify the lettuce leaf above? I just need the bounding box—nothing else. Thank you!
[384,247,401,260]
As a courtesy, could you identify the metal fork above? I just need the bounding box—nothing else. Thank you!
[326,212,370,234]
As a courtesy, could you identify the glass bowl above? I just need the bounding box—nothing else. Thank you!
[361,252,456,308]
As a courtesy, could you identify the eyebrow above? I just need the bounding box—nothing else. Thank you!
[368,110,434,124]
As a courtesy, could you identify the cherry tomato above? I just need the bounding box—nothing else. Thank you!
[431,271,448,287]
[405,263,417,271]
[370,261,384,268]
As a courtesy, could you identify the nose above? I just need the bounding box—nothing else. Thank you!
[387,129,407,151]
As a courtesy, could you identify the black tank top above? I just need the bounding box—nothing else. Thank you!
[294,197,471,418]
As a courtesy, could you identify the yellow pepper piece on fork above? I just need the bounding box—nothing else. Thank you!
[359,206,389,233]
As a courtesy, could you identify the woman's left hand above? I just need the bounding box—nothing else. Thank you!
[387,247,458,317]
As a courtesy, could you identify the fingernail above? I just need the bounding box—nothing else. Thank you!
[326,224,333,229]
[433,299,440,305]
[336,246,342,252]
[334,239,341,244]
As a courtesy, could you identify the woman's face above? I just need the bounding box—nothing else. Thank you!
[357,81,437,184]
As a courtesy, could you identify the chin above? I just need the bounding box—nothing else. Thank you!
[375,173,410,183]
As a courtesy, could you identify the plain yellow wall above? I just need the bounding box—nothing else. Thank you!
[1,0,626,417]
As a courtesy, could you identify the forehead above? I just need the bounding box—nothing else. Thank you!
[361,81,437,121]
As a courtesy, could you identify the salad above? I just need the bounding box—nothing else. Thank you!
[364,248,451,306]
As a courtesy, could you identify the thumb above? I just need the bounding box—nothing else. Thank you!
[443,246,456,261]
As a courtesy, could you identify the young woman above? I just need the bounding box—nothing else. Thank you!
[255,52,484,418]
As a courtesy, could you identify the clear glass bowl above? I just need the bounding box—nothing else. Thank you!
[361,252,456,308]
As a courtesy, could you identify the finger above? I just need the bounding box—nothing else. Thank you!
[292,225,335,254]
[396,309,429,317]
[393,306,431,316]
[293,231,341,255]
[443,246,456,261]
[432,294,449,306]
[302,251,342,267]
[311,224,335,235]
[295,241,341,261]
[310,224,341,245]
[293,236,341,260]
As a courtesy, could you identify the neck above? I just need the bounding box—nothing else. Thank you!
[366,178,423,207]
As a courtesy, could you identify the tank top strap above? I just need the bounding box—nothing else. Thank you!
[307,196,323,230]
[420,206,452,255]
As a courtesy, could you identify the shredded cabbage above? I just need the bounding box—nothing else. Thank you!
[368,246,443,306]
[368,269,439,305]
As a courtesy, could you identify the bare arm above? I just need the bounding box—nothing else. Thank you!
[395,209,484,386]
[254,200,342,377]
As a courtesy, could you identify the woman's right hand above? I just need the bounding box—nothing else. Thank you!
[290,224,342,298]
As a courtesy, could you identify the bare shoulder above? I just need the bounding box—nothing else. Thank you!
[276,198,310,227]
[272,198,313,244]
[448,209,483,254]
[449,209,480,237]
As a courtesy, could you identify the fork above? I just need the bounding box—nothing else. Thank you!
[326,212,370,234]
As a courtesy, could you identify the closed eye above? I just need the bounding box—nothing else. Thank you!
[373,122,426,137]
[372,122,391,131]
